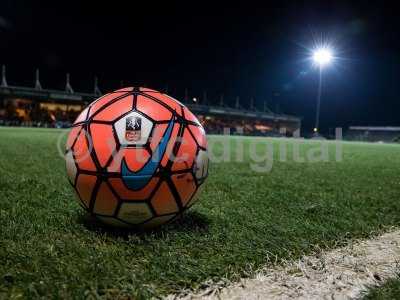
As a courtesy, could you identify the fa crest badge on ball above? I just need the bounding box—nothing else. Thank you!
[125,116,142,142]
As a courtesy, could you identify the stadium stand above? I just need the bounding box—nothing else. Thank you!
[0,66,301,135]
[346,126,400,143]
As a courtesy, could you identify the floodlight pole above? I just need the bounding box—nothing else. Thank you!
[314,66,323,133]
[35,69,42,90]
[1,65,8,87]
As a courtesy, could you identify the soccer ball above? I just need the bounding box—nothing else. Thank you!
[65,87,208,229]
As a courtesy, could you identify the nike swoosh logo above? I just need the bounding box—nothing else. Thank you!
[121,117,174,190]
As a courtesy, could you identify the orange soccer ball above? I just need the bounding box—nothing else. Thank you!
[65,87,208,229]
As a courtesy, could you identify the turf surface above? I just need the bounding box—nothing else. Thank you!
[1,127,400,299]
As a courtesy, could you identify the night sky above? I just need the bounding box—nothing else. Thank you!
[1,1,399,132]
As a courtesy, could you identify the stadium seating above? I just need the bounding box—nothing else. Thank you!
[346,126,400,143]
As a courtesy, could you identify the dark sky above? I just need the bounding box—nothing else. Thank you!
[1,0,399,131]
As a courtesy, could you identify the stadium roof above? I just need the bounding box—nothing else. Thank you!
[0,66,301,124]
[349,126,400,132]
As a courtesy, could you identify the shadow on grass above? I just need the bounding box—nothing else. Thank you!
[77,210,211,240]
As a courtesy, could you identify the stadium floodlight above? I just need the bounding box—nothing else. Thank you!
[312,48,333,67]
[312,47,333,134]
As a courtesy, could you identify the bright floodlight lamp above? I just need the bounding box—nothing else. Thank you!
[312,48,333,67]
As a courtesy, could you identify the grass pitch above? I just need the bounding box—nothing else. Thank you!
[363,276,400,300]
[1,127,400,299]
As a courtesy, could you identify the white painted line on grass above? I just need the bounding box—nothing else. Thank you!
[168,229,400,300]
